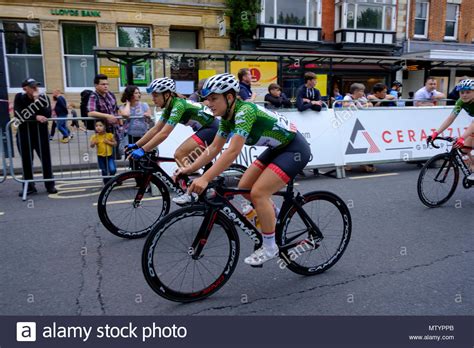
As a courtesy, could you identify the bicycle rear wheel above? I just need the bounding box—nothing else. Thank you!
[98,171,170,238]
[278,191,351,276]
[417,153,459,208]
[220,163,247,188]
[142,205,239,302]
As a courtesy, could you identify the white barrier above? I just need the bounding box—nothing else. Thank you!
[335,106,471,165]
[157,108,342,175]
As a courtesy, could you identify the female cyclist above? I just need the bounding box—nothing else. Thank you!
[128,77,219,203]
[177,73,312,266]
[428,79,474,181]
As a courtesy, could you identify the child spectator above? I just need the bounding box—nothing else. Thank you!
[90,120,117,184]
[264,83,292,109]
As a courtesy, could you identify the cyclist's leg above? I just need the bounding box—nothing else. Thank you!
[237,154,269,201]
[465,121,474,171]
[174,120,219,168]
[174,136,204,169]
[253,132,311,231]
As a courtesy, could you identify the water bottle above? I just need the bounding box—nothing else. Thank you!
[241,202,261,231]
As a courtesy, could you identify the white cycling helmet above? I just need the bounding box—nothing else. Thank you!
[201,73,240,98]
[456,79,474,91]
[146,77,176,94]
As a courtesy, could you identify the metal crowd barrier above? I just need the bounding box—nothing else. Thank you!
[6,116,151,200]
[332,98,456,108]
[0,128,7,184]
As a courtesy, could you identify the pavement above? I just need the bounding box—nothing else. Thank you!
[0,162,472,316]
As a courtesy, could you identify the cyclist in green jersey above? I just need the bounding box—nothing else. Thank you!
[177,73,312,266]
[128,78,219,202]
[428,79,474,181]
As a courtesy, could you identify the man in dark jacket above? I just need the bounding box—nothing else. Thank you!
[296,72,322,112]
[264,83,292,109]
[14,78,57,196]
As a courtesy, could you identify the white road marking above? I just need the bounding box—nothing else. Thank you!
[92,196,162,206]
[349,173,399,180]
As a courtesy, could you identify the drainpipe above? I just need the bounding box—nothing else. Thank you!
[405,0,411,53]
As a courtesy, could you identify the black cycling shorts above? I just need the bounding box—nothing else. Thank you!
[252,131,311,183]
[191,118,219,147]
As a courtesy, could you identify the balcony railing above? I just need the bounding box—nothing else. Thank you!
[335,29,395,45]
[258,24,322,42]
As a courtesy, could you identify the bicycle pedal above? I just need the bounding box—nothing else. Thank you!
[250,264,263,268]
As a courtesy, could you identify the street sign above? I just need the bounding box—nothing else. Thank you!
[100,66,120,78]
[218,19,226,37]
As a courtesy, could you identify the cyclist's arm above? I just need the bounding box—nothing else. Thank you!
[141,123,173,152]
[202,135,245,182]
[136,119,165,148]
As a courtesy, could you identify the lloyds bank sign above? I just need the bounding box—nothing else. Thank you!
[50,9,101,17]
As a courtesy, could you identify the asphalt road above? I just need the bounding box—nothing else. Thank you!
[0,163,472,316]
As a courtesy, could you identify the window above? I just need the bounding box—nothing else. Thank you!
[117,26,152,87]
[170,30,197,49]
[118,26,151,48]
[335,0,396,31]
[414,1,429,37]
[261,0,322,27]
[444,4,458,40]
[62,23,96,88]
[2,21,44,89]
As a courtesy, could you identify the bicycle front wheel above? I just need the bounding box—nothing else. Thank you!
[278,191,351,276]
[417,153,459,208]
[142,205,239,302]
[98,171,170,238]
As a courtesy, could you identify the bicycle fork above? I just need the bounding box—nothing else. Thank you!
[133,173,152,208]
[189,208,220,260]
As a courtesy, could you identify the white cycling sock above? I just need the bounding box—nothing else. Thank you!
[262,232,277,251]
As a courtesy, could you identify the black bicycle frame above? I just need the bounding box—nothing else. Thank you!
[137,156,187,198]
[452,149,472,177]
[434,149,471,184]
[190,181,323,259]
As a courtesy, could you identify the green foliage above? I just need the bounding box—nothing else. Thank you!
[225,0,261,40]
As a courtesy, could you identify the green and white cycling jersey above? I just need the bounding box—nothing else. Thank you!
[453,98,474,117]
[160,97,215,131]
[218,100,297,148]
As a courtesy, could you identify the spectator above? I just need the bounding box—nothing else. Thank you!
[69,102,81,131]
[367,83,396,107]
[87,74,120,158]
[119,85,152,172]
[343,83,373,108]
[414,77,446,106]
[238,68,257,102]
[90,120,117,184]
[188,79,209,105]
[264,83,291,109]
[87,74,119,128]
[388,81,404,106]
[296,72,323,112]
[332,87,344,108]
[52,89,70,143]
[406,91,415,107]
[14,78,57,196]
